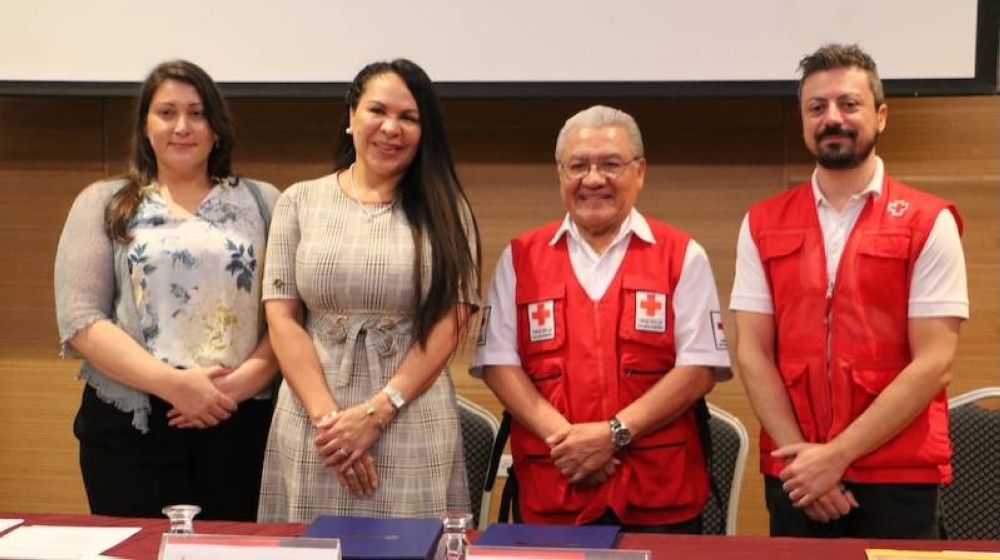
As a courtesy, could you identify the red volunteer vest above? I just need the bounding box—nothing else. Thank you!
[511,220,709,525]
[748,175,962,484]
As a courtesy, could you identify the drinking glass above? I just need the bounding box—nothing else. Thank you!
[436,511,474,560]
[162,504,201,535]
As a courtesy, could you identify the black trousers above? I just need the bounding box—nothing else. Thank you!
[587,508,703,534]
[764,475,940,539]
[74,384,272,521]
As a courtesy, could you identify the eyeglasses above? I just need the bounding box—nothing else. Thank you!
[558,157,640,180]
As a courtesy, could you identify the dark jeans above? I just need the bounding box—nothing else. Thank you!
[75,384,272,521]
[588,508,703,534]
[764,475,940,539]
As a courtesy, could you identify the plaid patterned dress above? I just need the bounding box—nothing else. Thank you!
[257,174,471,523]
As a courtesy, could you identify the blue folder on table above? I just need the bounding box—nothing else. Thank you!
[475,523,620,549]
[301,515,443,560]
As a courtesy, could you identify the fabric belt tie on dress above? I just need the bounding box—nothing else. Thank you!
[329,314,401,393]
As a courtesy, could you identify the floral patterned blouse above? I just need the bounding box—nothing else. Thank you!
[56,177,280,431]
[127,182,267,369]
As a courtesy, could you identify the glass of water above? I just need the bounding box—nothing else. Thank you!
[162,504,201,534]
[436,511,474,560]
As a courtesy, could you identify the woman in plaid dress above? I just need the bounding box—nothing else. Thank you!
[258,59,481,523]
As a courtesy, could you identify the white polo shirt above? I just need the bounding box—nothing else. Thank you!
[471,209,732,379]
[730,157,969,319]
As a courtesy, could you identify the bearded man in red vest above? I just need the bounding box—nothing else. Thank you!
[471,105,732,533]
[731,43,968,539]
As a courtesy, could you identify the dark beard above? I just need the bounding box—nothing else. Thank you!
[815,125,878,170]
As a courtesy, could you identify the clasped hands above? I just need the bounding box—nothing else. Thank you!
[773,442,859,522]
[546,422,620,487]
[165,365,238,429]
[314,404,382,496]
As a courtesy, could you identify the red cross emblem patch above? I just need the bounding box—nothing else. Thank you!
[528,300,555,342]
[711,310,727,350]
[635,291,667,333]
[887,199,909,218]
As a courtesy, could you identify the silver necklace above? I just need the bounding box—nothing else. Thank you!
[348,164,396,219]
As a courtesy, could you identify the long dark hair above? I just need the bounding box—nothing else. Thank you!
[106,59,236,242]
[334,59,481,348]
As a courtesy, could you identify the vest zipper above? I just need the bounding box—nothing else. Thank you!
[593,299,614,501]
[820,273,837,443]
[593,300,608,418]
[824,199,870,441]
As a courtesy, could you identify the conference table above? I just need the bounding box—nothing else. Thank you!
[2,513,997,559]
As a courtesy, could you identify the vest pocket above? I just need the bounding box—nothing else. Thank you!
[857,232,911,259]
[516,283,566,356]
[778,362,818,442]
[758,232,805,261]
[849,365,948,468]
[620,353,672,405]
[523,356,569,412]
[618,275,672,349]
[856,233,911,308]
[758,232,805,285]
[516,435,589,515]
[849,365,896,418]
[625,438,696,510]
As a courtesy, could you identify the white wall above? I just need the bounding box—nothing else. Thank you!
[0,0,979,83]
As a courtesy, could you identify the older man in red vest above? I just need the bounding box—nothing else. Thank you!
[472,105,731,533]
[731,43,968,539]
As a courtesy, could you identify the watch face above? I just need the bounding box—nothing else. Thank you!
[613,428,632,446]
[610,418,632,446]
[383,386,405,409]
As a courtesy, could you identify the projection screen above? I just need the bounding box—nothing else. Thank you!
[1,0,995,97]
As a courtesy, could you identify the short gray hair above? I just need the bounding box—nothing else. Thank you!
[555,105,644,162]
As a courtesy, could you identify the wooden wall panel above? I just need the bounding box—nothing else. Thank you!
[229,98,342,188]
[0,359,88,513]
[0,98,110,357]
[0,171,97,356]
[0,94,995,536]
[878,97,997,178]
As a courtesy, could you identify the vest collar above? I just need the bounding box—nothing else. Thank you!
[550,208,656,248]
[811,156,885,208]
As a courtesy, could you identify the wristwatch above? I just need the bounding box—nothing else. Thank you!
[382,384,406,410]
[608,417,632,447]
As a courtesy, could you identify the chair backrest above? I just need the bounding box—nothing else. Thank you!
[942,387,1000,540]
[457,396,500,530]
[701,403,749,535]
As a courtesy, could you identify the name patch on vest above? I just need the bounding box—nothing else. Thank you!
[476,305,491,346]
[711,310,727,350]
[635,291,667,333]
[527,300,555,342]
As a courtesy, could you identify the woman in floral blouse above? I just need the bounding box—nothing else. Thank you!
[54,60,280,521]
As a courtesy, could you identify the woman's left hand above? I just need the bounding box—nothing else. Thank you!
[167,362,257,428]
[166,365,235,428]
[335,451,379,496]
[314,403,382,466]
